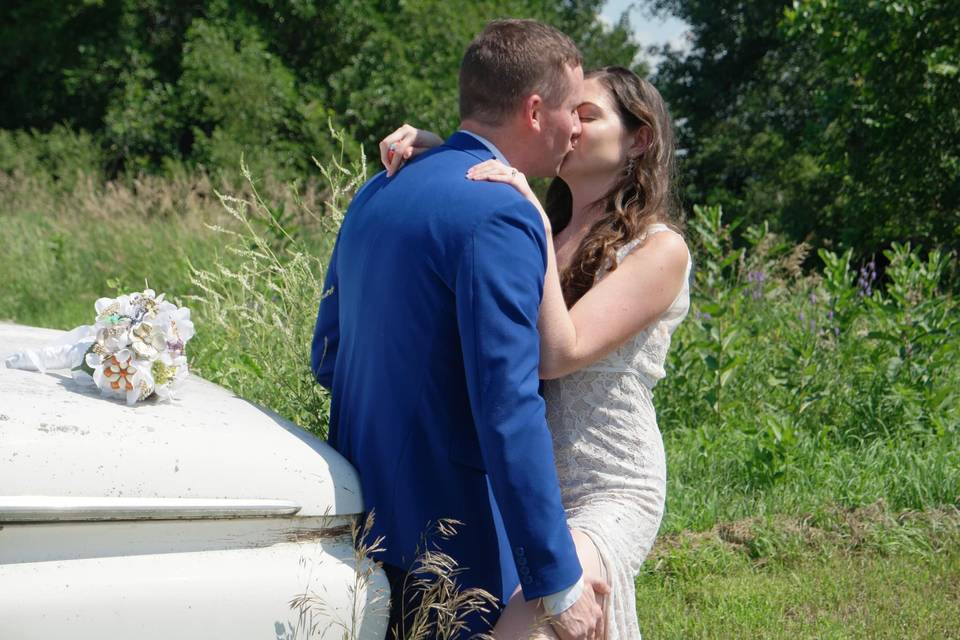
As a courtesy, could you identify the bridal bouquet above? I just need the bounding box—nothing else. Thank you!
[4,289,194,405]
[84,289,194,404]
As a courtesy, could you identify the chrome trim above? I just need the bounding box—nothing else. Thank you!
[0,496,302,522]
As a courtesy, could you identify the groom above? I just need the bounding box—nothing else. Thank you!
[312,19,604,639]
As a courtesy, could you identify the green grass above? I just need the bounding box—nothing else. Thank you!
[661,429,960,535]
[637,549,960,639]
[0,159,338,330]
[637,505,960,638]
[0,169,234,329]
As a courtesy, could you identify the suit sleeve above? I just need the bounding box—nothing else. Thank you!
[311,234,341,390]
[455,202,582,601]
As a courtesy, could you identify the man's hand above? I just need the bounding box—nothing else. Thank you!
[549,575,610,640]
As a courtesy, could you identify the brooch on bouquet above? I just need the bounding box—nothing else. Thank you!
[4,289,195,405]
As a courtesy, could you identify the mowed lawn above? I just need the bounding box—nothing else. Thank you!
[637,548,960,639]
[636,506,960,639]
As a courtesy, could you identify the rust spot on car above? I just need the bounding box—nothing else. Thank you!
[284,524,353,542]
[37,423,89,435]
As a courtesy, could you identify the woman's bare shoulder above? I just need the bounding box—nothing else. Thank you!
[622,226,689,272]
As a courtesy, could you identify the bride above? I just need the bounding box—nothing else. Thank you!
[380,66,690,640]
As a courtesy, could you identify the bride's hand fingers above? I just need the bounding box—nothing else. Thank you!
[466,167,505,181]
[387,138,413,176]
[387,143,409,177]
[471,173,509,183]
[470,171,517,184]
[380,124,416,176]
[469,168,523,186]
[379,129,405,170]
[466,161,516,181]
[467,159,506,175]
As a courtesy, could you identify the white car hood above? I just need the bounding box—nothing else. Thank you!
[0,324,363,518]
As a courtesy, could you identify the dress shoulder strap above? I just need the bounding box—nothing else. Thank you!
[643,223,671,236]
[615,223,675,264]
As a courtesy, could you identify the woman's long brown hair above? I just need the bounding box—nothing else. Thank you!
[546,66,682,307]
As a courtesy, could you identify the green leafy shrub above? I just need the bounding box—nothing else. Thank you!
[0,125,104,190]
[658,205,960,531]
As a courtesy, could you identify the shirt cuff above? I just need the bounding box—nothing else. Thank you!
[540,576,585,616]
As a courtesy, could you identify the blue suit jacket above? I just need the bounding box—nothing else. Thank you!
[311,132,581,627]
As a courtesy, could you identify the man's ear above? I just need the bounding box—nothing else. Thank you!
[522,94,544,133]
[631,125,652,156]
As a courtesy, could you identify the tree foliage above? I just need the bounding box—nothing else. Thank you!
[782,0,960,254]
[652,0,960,258]
[0,0,642,177]
[3,0,954,257]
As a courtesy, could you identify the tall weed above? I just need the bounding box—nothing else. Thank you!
[186,131,365,436]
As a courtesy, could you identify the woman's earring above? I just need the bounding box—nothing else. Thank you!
[625,155,638,175]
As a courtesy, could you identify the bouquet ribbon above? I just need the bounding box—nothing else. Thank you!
[4,325,96,373]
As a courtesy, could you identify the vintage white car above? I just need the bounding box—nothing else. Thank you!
[0,323,389,639]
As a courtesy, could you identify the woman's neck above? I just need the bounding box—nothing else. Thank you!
[564,174,613,234]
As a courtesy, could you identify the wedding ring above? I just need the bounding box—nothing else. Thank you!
[388,142,398,152]
[510,168,517,177]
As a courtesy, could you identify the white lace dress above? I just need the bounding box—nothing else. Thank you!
[543,223,691,640]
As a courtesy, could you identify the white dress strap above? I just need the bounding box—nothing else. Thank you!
[615,223,674,264]
[643,223,671,236]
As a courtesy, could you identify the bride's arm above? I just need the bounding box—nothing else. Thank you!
[542,230,689,378]
[379,124,444,176]
[467,160,689,380]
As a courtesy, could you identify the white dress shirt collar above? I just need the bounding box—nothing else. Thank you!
[457,129,509,165]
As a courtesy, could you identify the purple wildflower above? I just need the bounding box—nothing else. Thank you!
[857,259,877,297]
[746,270,766,300]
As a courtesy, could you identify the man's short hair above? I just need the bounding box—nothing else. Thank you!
[459,19,583,126]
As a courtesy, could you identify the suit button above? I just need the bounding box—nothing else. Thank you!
[517,556,528,566]
[516,546,525,556]
[521,575,532,584]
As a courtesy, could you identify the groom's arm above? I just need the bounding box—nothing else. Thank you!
[311,235,341,390]
[455,201,582,602]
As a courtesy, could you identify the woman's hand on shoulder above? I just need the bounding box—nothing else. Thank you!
[466,160,551,233]
[379,124,444,177]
